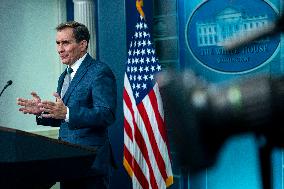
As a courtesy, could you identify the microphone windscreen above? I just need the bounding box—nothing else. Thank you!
[7,80,12,85]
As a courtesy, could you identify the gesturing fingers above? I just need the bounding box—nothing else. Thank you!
[39,101,56,113]
[17,92,44,115]
[41,101,56,107]
[35,92,67,119]
[16,98,28,106]
[53,92,64,103]
[19,107,29,114]
[31,91,41,100]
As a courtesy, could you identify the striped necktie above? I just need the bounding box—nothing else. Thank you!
[61,67,73,98]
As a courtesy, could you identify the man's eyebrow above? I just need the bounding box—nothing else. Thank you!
[56,40,70,44]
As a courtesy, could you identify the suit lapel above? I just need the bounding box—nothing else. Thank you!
[57,69,67,96]
[62,54,92,104]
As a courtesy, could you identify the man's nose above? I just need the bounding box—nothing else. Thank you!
[57,44,64,52]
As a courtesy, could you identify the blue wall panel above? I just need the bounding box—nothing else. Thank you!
[97,0,130,188]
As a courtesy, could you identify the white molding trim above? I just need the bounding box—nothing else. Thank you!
[56,0,67,74]
[73,0,97,59]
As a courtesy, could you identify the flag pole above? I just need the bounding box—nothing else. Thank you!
[136,0,145,18]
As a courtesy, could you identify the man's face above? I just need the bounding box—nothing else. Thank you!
[56,27,86,65]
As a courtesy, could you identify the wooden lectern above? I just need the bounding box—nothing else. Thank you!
[0,126,97,189]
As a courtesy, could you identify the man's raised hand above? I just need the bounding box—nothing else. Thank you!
[17,92,42,115]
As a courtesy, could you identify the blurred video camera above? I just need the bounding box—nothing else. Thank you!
[158,70,284,173]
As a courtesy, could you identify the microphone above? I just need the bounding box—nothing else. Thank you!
[222,14,283,50]
[0,80,13,97]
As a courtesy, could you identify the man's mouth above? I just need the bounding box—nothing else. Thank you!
[60,55,68,60]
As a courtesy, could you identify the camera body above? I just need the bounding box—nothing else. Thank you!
[158,70,284,173]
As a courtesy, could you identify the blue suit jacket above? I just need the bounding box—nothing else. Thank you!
[37,54,117,176]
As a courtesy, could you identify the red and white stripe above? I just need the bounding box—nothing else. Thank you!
[123,74,173,189]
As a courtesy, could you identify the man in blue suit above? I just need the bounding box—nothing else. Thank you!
[17,21,117,189]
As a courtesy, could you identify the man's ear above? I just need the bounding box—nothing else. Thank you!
[80,40,88,50]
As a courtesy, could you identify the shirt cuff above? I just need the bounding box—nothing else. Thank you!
[36,111,45,119]
[65,107,69,122]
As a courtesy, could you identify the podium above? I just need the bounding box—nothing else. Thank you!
[0,126,97,189]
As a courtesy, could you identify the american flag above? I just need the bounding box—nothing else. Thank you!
[123,15,173,189]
